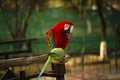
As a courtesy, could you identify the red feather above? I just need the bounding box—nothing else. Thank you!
[46,20,73,49]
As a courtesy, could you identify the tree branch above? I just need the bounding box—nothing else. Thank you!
[21,0,36,38]
[14,0,19,38]
[2,11,15,37]
[106,3,120,14]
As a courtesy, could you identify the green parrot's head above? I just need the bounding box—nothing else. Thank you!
[48,48,64,62]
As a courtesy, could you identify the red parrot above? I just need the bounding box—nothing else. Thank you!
[46,20,74,50]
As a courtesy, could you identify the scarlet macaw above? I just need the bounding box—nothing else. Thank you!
[37,20,74,80]
[46,20,74,50]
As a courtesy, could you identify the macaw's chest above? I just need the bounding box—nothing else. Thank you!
[54,34,69,49]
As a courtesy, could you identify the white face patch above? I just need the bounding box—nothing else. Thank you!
[70,25,74,33]
[64,24,74,33]
[64,24,74,39]
[64,24,71,31]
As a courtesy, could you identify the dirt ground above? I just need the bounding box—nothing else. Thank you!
[30,72,120,80]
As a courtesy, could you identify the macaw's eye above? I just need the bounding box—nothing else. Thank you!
[64,27,71,33]
[64,24,74,34]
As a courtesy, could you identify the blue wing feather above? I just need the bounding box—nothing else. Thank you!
[47,30,55,50]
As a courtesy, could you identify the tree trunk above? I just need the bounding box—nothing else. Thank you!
[96,0,108,60]
[96,0,106,40]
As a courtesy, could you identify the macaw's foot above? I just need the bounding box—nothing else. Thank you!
[52,54,71,63]
[62,54,71,63]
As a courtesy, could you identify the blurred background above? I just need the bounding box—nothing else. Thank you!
[0,0,120,79]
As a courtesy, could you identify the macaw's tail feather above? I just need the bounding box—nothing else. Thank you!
[37,56,52,80]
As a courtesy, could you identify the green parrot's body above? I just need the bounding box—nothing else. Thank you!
[37,48,64,80]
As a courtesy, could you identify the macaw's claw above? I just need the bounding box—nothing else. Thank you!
[53,54,71,63]
[62,54,71,63]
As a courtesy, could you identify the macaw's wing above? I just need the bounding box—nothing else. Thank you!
[46,29,55,50]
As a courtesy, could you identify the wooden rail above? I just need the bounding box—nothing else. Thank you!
[0,38,37,58]
[0,38,37,44]
[0,54,48,70]
[0,38,66,80]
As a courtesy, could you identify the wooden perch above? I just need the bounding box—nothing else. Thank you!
[0,54,48,70]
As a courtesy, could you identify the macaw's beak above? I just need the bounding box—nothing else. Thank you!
[66,33,72,40]
[64,25,74,40]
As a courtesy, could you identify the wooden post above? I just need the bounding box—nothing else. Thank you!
[51,63,66,80]
[0,69,16,80]
[20,70,26,80]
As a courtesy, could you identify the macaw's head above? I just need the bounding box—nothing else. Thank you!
[51,20,74,49]
[64,23,74,40]
[52,20,74,39]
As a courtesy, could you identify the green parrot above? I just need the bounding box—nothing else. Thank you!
[37,48,64,80]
